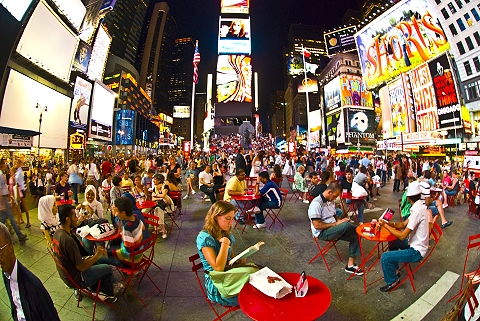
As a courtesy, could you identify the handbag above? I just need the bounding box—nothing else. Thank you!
[208,264,260,298]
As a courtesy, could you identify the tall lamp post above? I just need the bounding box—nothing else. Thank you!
[36,103,47,158]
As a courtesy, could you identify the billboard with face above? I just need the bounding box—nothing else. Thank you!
[72,40,92,73]
[221,0,249,14]
[216,55,252,103]
[339,74,373,107]
[324,26,357,56]
[324,77,341,111]
[388,76,411,136]
[70,76,92,130]
[326,111,345,145]
[409,63,439,132]
[427,54,461,129]
[346,108,376,142]
[218,17,251,55]
[355,0,449,90]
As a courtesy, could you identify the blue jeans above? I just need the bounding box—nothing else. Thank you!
[258,200,279,224]
[80,264,115,296]
[445,189,458,196]
[0,196,25,239]
[381,239,422,285]
[71,183,79,204]
[319,222,360,258]
[346,199,365,222]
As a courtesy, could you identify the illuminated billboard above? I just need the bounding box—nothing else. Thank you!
[427,54,461,130]
[216,55,252,103]
[346,108,376,141]
[409,63,438,132]
[173,106,190,118]
[388,76,412,136]
[218,17,251,55]
[326,110,345,144]
[115,109,134,145]
[324,26,357,56]
[89,80,115,141]
[69,77,92,130]
[1,0,33,21]
[87,24,111,81]
[220,0,249,14]
[298,77,318,93]
[72,40,92,73]
[287,55,304,76]
[324,77,341,111]
[355,0,450,90]
[379,86,393,138]
[339,74,373,107]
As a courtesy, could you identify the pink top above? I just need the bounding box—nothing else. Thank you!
[442,175,452,187]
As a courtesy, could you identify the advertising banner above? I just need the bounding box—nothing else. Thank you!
[70,76,92,130]
[173,106,190,118]
[326,111,344,144]
[87,24,111,81]
[324,26,357,56]
[427,54,461,130]
[409,63,438,132]
[0,134,33,147]
[339,74,373,107]
[72,40,92,73]
[89,80,115,141]
[287,55,304,76]
[218,17,251,55]
[355,0,450,90]
[324,77,341,111]
[298,77,318,93]
[346,108,376,141]
[221,0,249,14]
[216,55,252,103]
[115,109,134,145]
[388,76,410,136]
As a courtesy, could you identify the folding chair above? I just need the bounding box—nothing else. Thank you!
[245,177,257,189]
[389,222,443,293]
[286,176,300,202]
[116,233,163,307]
[216,187,225,202]
[448,233,480,302]
[308,234,343,272]
[447,190,459,207]
[272,177,283,188]
[47,246,116,321]
[467,190,479,219]
[265,188,288,229]
[188,253,239,321]
[166,191,182,233]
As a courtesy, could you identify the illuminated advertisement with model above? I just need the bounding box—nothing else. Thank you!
[69,76,92,130]
[324,77,341,111]
[355,0,450,90]
[218,17,251,54]
[89,80,115,141]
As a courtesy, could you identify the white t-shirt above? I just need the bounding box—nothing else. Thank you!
[406,200,430,257]
[198,171,213,187]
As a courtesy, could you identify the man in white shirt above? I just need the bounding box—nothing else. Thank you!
[378,181,430,292]
[15,160,30,228]
[199,165,216,204]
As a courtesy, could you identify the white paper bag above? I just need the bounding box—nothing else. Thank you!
[249,267,293,299]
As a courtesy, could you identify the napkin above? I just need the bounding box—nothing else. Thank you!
[249,267,293,299]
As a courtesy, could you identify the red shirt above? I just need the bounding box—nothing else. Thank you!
[101,161,112,177]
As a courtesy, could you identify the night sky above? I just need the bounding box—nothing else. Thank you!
[168,0,360,127]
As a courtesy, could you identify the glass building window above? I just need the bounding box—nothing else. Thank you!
[448,2,457,14]
[465,13,473,26]
[449,24,458,36]
[457,41,466,54]
[465,61,473,76]
[441,8,450,19]
[455,0,463,8]
[466,37,474,50]
[474,57,480,73]
[465,82,479,101]
[474,32,480,46]
[457,18,466,31]
[472,8,480,22]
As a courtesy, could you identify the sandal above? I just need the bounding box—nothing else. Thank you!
[162,230,168,239]
[25,223,31,228]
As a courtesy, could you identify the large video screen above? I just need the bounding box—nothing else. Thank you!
[87,24,111,81]
[324,26,357,56]
[16,1,78,81]
[0,69,70,149]
[221,0,249,14]
[173,106,190,118]
[50,0,86,30]
[216,55,252,103]
[115,109,134,145]
[1,0,33,21]
[324,77,341,112]
[355,0,450,90]
[218,17,251,55]
[69,76,92,130]
[298,77,318,93]
[89,80,115,141]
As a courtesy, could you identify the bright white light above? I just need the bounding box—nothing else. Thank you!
[1,0,33,21]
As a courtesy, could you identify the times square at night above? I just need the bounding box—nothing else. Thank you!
[1,0,480,320]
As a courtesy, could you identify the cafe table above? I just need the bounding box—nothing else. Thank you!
[84,228,122,243]
[136,200,157,211]
[431,187,443,201]
[239,272,331,321]
[348,223,397,293]
[231,194,261,234]
[339,192,366,221]
[55,199,74,207]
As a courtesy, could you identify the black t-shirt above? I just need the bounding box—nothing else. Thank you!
[341,179,353,192]
[53,229,84,287]
[311,184,327,198]
[55,182,71,200]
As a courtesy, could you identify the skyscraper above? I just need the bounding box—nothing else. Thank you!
[287,24,328,69]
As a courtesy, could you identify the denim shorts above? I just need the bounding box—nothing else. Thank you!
[428,205,439,216]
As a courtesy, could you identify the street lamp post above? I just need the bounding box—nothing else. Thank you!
[36,103,47,158]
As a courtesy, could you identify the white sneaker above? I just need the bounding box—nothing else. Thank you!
[247,206,261,214]
[303,200,309,204]
[191,190,196,195]
[204,195,209,199]
[183,194,189,200]
[253,223,267,229]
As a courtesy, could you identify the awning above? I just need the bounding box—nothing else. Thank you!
[0,126,41,136]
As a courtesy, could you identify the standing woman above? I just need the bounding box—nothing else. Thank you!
[282,154,295,177]
[212,163,226,193]
[196,201,243,306]
[249,151,265,177]
[8,167,23,225]
[294,165,309,203]
[67,159,82,205]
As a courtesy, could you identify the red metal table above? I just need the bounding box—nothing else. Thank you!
[339,192,366,221]
[239,272,331,321]
[232,194,261,234]
[56,199,75,207]
[430,188,442,201]
[84,228,122,244]
[136,200,157,210]
[349,223,397,293]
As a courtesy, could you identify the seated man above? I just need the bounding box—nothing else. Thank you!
[199,165,216,204]
[224,169,248,223]
[307,171,319,196]
[52,204,117,303]
[341,168,367,222]
[419,170,452,229]
[378,181,430,292]
[29,177,44,198]
[252,171,282,229]
[308,182,363,276]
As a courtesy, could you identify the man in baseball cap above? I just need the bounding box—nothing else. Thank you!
[377,181,430,292]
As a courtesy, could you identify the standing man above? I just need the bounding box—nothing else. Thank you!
[15,160,30,228]
[253,171,282,229]
[308,182,363,275]
[199,165,216,204]
[236,147,246,172]
[101,158,113,179]
[0,222,59,320]
[0,159,27,241]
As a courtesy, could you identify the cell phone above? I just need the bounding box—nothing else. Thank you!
[380,208,395,222]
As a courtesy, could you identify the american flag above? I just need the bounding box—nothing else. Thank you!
[193,41,200,84]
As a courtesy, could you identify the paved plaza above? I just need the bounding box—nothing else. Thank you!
[0,179,476,321]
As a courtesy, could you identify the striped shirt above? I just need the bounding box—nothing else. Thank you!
[419,179,431,206]
[115,214,145,263]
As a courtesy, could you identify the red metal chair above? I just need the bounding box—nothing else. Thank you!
[467,190,479,219]
[308,236,343,272]
[48,246,116,321]
[286,176,300,202]
[245,176,257,189]
[265,188,288,229]
[389,222,443,293]
[166,191,182,232]
[189,253,240,321]
[271,177,283,188]
[116,232,163,307]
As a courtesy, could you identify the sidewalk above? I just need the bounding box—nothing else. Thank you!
[0,180,474,321]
